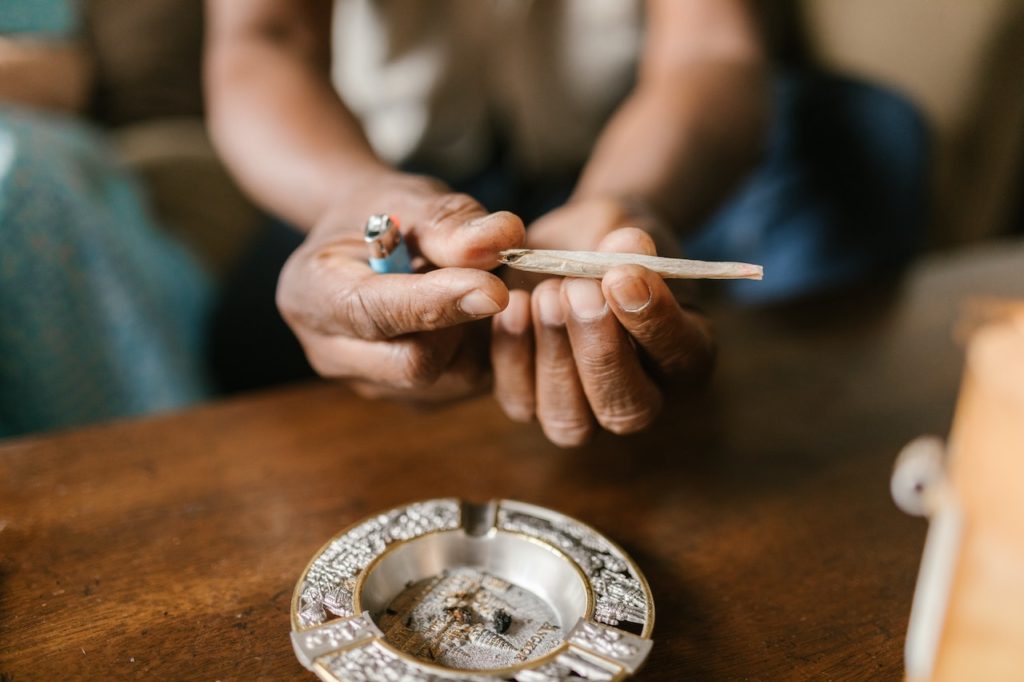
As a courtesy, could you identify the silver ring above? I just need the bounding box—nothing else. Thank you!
[290,498,655,680]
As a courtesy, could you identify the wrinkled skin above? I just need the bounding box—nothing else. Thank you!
[491,198,716,447]
[276,175,525,402]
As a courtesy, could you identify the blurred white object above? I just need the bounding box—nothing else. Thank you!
[895,306,1024,681]
[891,435,948,517]
[892,437,961,681]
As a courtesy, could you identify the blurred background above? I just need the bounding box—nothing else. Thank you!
[1,0,1022,437]
[71,0,1023,257]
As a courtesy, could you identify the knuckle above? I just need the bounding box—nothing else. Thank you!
[336,287,391,340]
[393,343,444,389]
[541,414,593,448]
[623,307,671,339]
[417,302,447,328]
[425,192,481,229]
[596,404,660,435]
[274,256,306,325]
[274,282,298,326]
[659,322,717,377]
[306,353,334,379]
[423,193,493,264]
[411,281,462,328]
[574,343,623,378]
[304,346,344,380]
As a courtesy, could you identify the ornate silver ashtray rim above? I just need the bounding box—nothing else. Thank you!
[290,498,655,681]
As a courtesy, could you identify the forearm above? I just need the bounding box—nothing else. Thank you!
[0,39,91,113]
[574,59,768,236]
[205,15,388,230]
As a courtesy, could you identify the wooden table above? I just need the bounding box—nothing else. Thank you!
[2,241,1022,680]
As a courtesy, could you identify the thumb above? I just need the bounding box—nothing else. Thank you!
[408,192,525,270]
[328,267,511,340]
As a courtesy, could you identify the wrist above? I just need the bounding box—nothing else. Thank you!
[527,194,678,256]
[581,194,681,257]
[318,170,449,237]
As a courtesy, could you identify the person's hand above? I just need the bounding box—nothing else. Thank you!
[491,198,715,446]
[277,173,525,401]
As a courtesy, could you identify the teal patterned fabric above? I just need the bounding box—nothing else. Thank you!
[0,106,212,437]
[0,0,80,37]
[0,0,213,437]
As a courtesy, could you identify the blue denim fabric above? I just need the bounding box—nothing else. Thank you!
[685,72,928,303]
[450,72,929,305]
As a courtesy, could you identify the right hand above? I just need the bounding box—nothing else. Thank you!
[491,199,715,447]
[277,173,525,401]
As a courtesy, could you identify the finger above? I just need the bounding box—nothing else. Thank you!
[596,226,712,379]
[595,226,658,256]
[491,290,535,422]
[410,192,526,270]
[284,257,511,339]
[596,225,696,304]
[297,325,464,390]
[352,324,492,402]
[602,264,715,379]
[532,280,593,447]
[562,277,662,435]
[341,267,512,340]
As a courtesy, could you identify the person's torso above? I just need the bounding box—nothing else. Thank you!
[331,0,642,179]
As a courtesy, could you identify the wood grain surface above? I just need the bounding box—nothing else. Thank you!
[1,241,1022,680]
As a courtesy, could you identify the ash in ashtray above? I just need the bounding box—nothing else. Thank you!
[376,567,564,670]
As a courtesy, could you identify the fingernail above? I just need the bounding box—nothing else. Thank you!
[608,276,652,312]
[565,278,607,320]
[459,290,502,316]
[537,287,565,326]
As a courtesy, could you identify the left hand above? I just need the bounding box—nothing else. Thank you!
[277,174,525,404]
[491,198,715,447]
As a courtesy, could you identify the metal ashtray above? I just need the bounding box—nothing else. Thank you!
[290,498,655,680]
